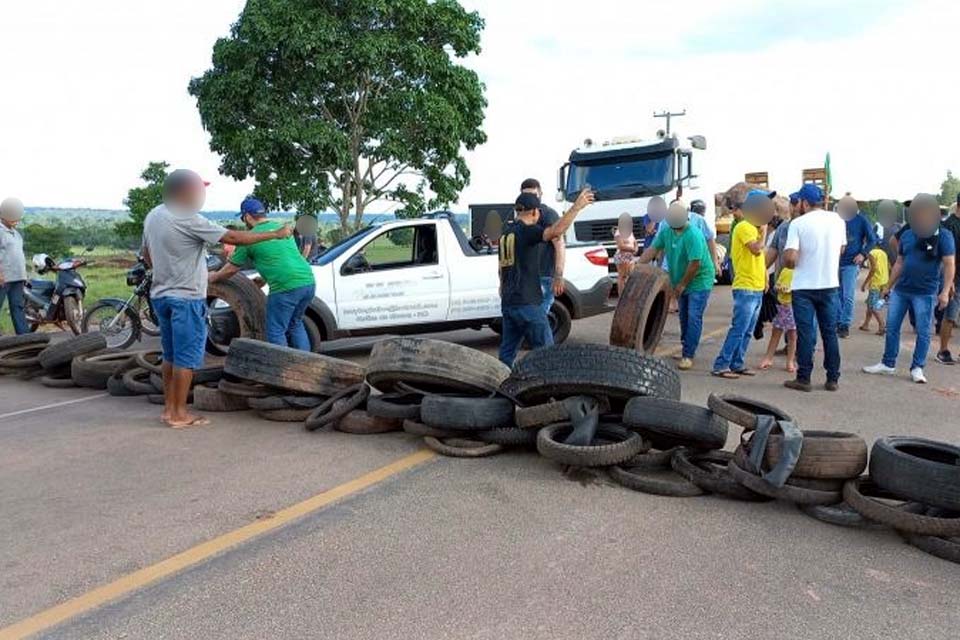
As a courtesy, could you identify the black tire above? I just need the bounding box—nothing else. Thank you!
[217,378,276,399]
[70,351,133,389]
[366,393,423,421]
[548,301,573,345]
[476,427,538,447]
[843,476,960,536]
[224,338,365,397]
[62,295,83,335]
[671,449,770,501]
[423,436,505,458]
[515,396,611,430]
[869,436,960,511]
[797,502,889,530]
[257,408,314,422]
[537,422,646,468]
[38,333,107,372]
[609,264,670,355]
[0,333,50,350]
[334,410,402,435]
[901,530,960,565]
[106,375,136,396]
[609,465,705,497]
[305,384,371,432]
[246,395,327,411]
[0,343,46,369]
[502,344,681,408]
[622,446,675,469]
[366,337,511,395]
[122,367,158,395]
[136,350,162,374]
[150,372,165,392]
[81,300,140,350]
[758,430,867,480]
[623,397,728,451]
[148,392,192,405]
[728,448,841,506]
[706,393,794,430]
[193,385,250,412]
[420,395,515,431]
[303,315,323,353]
[41,374,78,389]
[402,420,459,439]
[205,275,267,356]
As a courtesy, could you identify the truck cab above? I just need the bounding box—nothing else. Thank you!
[557,131,710,279]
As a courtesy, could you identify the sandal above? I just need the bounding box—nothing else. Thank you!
[733,369,756,377]
[711,371,741,380]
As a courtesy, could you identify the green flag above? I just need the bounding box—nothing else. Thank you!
[824,152,832,196]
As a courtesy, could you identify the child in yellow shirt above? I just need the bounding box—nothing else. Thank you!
[759,267,797,373]
[860,247,889,335]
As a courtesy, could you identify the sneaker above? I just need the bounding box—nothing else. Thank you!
[863,363,897,375]
[678,358,693,371]
[837,325,850,339]
[783,378,812,392]
[936,350,956,365]
[911,367,927,384]
[824,380,839,392]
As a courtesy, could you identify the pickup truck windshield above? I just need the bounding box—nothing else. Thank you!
[567,151,674,201]
[313,226,377,266]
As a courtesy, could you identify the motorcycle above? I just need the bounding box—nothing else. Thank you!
[24,250,91,334]
[81,255,158,350]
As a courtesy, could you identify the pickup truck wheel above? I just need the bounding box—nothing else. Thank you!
[501,344,681,408]
[224,338,365,397]
[366,337,511,395]
[609,264,670,355]
[303,316,323,353]
[548,301,572,344]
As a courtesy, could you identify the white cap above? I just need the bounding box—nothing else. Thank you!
[0,197,24,222]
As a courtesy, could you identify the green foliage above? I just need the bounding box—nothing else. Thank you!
[938,170,960,207]
[115,161,169,244]
[189,0,487,232]
[21,223,70,258]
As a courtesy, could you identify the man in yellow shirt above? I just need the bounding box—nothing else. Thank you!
[860,246,889,335]
[712,190,775,378]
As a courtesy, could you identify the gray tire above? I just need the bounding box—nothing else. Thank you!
[869,436,960,512]
[38,333,107,371]
[623,397,728,450]
[194,385,250,412]
[420,395,514,431]
[224,338,364,397]
[537,422,645,468]
[366,337,510,395]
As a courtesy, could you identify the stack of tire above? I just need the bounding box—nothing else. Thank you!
[110,349,225,403]
[0,334,54,381]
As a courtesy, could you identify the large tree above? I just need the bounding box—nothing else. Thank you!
[189,0,487,231]
[115,161,169,243]
[938,170,960,208]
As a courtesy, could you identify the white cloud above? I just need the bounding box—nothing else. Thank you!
[0,0,955,212]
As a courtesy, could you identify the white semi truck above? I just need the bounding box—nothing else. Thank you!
[556,126,711,280]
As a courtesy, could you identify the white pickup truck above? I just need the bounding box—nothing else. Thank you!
[293,214,612,348]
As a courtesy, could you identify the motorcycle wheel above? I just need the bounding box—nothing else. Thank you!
[138,300,160,337]
[82,300,141,350]
[63,296,84,335]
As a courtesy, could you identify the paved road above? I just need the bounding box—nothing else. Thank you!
[1,290,959,639]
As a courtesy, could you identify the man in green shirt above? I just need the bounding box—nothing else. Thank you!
[637,202,716,370]
[209,197,317,350]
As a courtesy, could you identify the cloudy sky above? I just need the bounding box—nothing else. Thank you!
[0,0,955,212]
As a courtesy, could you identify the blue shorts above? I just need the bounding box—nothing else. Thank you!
[152,296,208,369]
[866,289,885,312]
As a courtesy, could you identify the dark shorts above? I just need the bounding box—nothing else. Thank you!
[944,294,960,325]
[152,296,207,370]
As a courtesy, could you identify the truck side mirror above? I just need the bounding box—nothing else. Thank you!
[556,163,569,202]
[688,135,707,150]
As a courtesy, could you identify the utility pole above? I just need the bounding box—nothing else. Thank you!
[653,109,686,136]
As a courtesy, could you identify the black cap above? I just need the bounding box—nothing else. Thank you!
[515,192,541,212]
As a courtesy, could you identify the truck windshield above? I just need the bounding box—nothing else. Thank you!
[313,226,377,266]
[566,152,674,201]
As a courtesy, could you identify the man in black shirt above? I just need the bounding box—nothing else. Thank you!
[520,178,565,316]
[498,189,594,365]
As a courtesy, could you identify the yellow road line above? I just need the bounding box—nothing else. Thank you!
[0,449,437,640]
[657,326,727,358]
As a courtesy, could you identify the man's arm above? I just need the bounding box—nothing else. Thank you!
[861,254,876,292]
[939,255,956,309]
[707,238,720,271]
[636,246,662,264]
[208,261,242,284]
[222,224,292,246]
[300,240,313,259]
[883,256,904,295]
[142,246,152,268]
[674,260,701,297]
[745,225,767,256]
[543,189,594,242]
[552,236,566,296]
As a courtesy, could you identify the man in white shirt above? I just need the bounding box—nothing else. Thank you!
[781,184,846,392]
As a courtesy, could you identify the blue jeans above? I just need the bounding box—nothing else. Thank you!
[713,289,762,372]
[837,264,859,328]
[540,276,555,316]
[266,284,315,351]
[883,290,935,370]
[499,304,554,366]
[678,289,711,359]
[792,288,841,383]
[0,280,29,335]
[152,296,207,369]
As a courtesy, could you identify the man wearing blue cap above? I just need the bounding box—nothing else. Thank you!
[209,197,317,351]
[498,188,594,366]
[782,183,847,392]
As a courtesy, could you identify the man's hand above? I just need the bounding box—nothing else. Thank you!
[673,284,686,299]
[853,254,865,266]
[860,280,868,293]
[552,276,565,296]
[0,273,5,286]
[881,286,890,298]
[939,290,950,310]
[572,188,595,212]
[273,224,293,240]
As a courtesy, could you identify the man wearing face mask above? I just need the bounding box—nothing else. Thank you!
[637,202,715,370]
[209,197,316,351]
[863,194,955,384]
[142,171,292,428]
[835,195,877,338]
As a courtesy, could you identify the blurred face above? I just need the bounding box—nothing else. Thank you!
[167,178,206,215]
[516,207,540,226]
[837,197,859,221]
[877,201,898,227]
[617,213,633,236]
[666,203,688,229]
[909,202,940,237]
[647,199,667,223]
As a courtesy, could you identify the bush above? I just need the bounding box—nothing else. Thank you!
[22,223,70,258]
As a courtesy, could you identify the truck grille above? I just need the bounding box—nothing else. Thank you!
[574,218,646,243]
